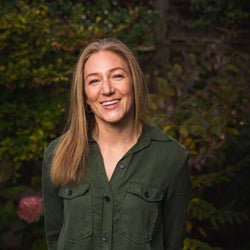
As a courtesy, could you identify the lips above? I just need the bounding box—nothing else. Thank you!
[101,99,120,106]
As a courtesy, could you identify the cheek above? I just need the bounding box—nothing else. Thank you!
[84,87,97,103]
[127,84,134,100]
[122,80,134,96]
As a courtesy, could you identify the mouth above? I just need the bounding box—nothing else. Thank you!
[101,99,120,107]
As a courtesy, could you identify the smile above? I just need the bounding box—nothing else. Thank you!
[101,100,120,106]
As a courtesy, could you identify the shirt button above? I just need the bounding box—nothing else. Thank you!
[144,191,150,198]
[102,233,109,242]
[103,195,111,202]
[68,189,73,196]
[119,163,126,169]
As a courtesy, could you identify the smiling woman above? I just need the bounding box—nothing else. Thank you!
[84,51,135,130]
[42,38,190,250]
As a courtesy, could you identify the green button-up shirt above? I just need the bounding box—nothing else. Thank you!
[42,124,190,250]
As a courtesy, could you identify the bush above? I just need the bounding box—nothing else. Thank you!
[0,1,159,249]
[146,37,250,249]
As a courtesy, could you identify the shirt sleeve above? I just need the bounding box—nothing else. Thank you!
[42,145,63,250]
[163,151,190,250]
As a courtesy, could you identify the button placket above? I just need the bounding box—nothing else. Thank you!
[119,163,126,169]
[101,192,113,248]
[102,233,109,242]
[103,195,111,202]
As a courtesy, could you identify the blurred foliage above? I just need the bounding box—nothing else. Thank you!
[146,35,250,249]
[190,0,249,27]
[0,0,159,249]
[0,0,249,249]
[169,0,249,28]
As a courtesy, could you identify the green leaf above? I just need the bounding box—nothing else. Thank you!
[0,186,20,200]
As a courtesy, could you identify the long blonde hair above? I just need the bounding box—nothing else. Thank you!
[50,38,148,186]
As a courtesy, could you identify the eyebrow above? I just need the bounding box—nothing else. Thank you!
[85,67,128,80]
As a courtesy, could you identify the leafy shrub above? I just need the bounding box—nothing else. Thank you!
[146,36,250,249]
[0,1,159,249]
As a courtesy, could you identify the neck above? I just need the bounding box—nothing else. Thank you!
[93,121,141,147]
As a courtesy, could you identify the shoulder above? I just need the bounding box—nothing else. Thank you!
[43,136,62,162]
[42,136,65,179]
[144,123,189,156]
[140,124,189,188]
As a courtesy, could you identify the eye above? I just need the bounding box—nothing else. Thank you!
[89,79,99,84]
[112,74,124,80]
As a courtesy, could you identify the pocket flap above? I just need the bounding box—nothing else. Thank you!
[58,183,90,199]
[127,183,163,202]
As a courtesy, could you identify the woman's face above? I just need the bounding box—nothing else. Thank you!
[84,50,134,128]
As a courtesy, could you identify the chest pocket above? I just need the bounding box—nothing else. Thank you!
[120,183,163,244]
[58,183,92,243]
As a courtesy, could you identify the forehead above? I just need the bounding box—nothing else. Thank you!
[84,51,128,74]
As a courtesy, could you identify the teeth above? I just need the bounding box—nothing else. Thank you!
[102,100,119,106]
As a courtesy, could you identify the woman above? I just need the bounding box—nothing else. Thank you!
[42,38,190,250]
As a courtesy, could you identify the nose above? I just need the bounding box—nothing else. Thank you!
[101,78,114,96]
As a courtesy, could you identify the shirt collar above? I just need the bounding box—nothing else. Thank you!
[141,123,172,142]
[88,123,172,144]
